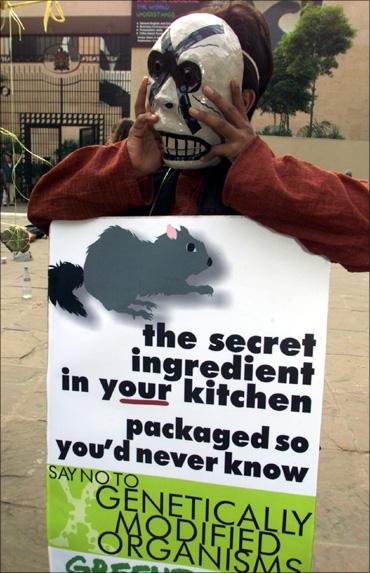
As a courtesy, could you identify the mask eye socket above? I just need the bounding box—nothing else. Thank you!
[178,61,202,93]
[187,242,197,252]
[148,51,167,80]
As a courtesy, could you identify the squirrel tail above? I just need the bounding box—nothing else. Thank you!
[48,262,87,317]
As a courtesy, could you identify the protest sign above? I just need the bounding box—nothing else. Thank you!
[46,216,330,573]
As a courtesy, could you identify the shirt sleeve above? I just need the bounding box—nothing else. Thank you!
[27,140,154,234]
[223,136,370,272]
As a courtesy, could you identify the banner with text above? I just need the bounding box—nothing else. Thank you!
[47,216,330,573]
[131,1,202,47]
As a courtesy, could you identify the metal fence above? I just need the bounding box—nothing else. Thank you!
[0,34,131,199]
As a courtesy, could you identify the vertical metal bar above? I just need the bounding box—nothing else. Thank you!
[58,77,63,162]
[24,124,32,198]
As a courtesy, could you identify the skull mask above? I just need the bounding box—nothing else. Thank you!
[147,13,244,170]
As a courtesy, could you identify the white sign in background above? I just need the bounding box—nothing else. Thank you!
[47,215,330,498]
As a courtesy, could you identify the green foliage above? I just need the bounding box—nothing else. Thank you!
[57,139,79,159]
[259,124,292,137]
[0,134,22,156]
[259,3,356,137]
[258,35,311,123]
[285,3,356,79]
[283,2,356,136]
[298,120,345,139]
[31,161,49,184]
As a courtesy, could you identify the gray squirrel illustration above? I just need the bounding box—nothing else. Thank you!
[49,224,213,319]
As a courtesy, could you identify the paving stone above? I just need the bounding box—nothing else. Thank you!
[0,504,48,573]
[320,390,369,451]
[3,303,48,334]
[17,341,48,369]
[1,419,46,507]
[312,543,369,573]
[1,365,45,420]
[325,354,369,393]
[325,328,369,357]
[314,450,369,547]
[1,330,41,361]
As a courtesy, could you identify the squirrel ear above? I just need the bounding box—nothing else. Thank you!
[180,226,189,234]
[166,224,177,240]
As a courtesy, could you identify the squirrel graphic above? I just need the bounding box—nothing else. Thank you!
[49,224,213,319]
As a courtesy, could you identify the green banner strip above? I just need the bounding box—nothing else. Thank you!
[47,464,315,572]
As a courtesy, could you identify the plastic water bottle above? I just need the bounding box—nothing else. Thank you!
[22,265,32,299]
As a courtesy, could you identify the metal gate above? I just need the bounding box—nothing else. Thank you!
[21,111,105,194]
[0,34,131,199]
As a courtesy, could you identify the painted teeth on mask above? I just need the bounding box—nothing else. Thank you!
[161,133,209,161]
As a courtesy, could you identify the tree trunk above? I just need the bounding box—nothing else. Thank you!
[309,80,316,138]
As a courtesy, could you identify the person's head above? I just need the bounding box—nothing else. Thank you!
[147,1,272,169]
[4,152,12,162]
[201,1,273,118]
[108,118,134,143]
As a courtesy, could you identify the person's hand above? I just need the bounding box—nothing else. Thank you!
[126,76,163,178]
[189,80,256,164]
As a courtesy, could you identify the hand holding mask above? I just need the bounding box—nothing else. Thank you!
[126,76,163,179]
[189,80,256,164]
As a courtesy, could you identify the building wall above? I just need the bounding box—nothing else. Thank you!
[8,1,131,18]
[1,0,369,141]
[1,0,132,33]
[262,136,369,179]
[1,35,128,150]
[253,0,369,140]
[316,0,369,141]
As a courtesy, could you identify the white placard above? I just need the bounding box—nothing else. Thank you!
[47,216,330,573]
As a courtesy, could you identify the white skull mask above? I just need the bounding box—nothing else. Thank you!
[147,13,244,170]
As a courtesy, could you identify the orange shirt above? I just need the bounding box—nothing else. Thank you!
[28,137,369,272]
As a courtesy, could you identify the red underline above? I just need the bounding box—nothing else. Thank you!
[119,399,169,406]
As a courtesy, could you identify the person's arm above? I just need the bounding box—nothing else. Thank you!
[27,141,154,235]
[223,137,369,272]
[189,82,369,273]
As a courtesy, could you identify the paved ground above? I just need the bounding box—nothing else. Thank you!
[1,207,369,573]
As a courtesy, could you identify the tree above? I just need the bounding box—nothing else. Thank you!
[258,34,311,132]
[283,2,356,137]
[56,139,79,160]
